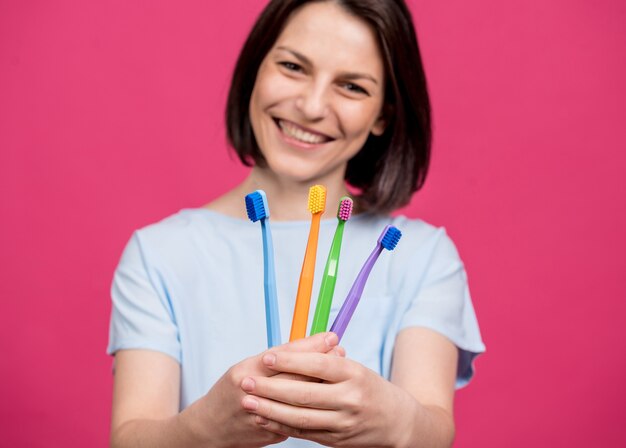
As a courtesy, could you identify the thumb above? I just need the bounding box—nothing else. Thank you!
[253,333,338,377]
[328,345,346,357]
[270,332,338,354]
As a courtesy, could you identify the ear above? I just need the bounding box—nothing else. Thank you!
[371,104,392,136]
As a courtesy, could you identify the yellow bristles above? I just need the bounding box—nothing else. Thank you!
[307,185,327,214]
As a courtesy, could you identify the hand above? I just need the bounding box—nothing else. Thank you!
[239,349,419,448]
[181,332,343,448]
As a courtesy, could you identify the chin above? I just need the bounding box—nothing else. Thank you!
[272,164,322,184]
[264,156,336,185]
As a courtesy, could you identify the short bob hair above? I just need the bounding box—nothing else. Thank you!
[226,0,431,214]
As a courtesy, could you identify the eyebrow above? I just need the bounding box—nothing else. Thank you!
[275,45,379,85]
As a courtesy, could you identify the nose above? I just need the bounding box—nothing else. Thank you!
[295,81,330,121]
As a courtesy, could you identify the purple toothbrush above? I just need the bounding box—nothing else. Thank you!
[330,225,402,341]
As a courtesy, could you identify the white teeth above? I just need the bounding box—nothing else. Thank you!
[278,120,326,144]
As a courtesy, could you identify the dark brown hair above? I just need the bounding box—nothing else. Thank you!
[226,0,431,214]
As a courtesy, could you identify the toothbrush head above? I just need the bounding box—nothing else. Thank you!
[337,196,353,221]
[378,225,402,250]
[245,190,269,222]
[308,185,327,214]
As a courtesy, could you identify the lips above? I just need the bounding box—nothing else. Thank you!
[274,118,334,145]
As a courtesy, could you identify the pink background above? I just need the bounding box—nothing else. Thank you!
[1,0,625,446]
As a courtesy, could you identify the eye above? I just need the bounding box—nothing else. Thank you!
[340,82,369,96]
[278,61,303,73]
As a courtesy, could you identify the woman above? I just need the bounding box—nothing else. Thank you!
[108,1,485,446]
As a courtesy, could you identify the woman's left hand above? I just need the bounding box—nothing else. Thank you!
[239,350,419,447]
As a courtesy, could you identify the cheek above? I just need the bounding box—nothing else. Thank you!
[252,67,295,111]
[339,102,383,138]
[250,64,274,113]
[250,74,283,138]
[253,79,273,109]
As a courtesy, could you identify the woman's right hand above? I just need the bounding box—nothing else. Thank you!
[178,332,342,447]
[111,332,341,448]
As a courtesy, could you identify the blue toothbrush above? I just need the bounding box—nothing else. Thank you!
[245,190,281,348]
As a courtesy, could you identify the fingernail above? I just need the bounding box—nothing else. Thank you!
[325,332,338,347]
[262,353,276,366]
[242,396,259,411]
[241,377,255,391]
[256,415,270,426]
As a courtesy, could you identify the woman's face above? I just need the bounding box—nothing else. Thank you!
[249,1,386,185]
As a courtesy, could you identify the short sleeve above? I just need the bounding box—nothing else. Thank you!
[398,229,485,388]
[106,232,181,363]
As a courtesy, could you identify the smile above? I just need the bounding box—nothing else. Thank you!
[275,119,334,145]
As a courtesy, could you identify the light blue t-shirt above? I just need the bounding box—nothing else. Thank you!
[107,209,485,445]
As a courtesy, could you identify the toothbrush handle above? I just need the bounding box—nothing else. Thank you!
[330,245,382,341]
[310,220,345,335]
[290,213,322,341]
[261,219,281,348]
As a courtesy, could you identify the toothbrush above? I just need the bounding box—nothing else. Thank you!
[289,185,327,341]
[330,225,402,341]
[245,190,281,348]
[310,197,353,335]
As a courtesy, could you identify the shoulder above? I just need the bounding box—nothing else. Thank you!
[353,213,452,254]
[352,214,463,285]
[391,215,460,259]
[395,216,463,279]
[130,208,250,264]
[136,208,201,236]
[133,209,200,252]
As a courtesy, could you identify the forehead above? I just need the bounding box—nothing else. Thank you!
[274,2,384,77]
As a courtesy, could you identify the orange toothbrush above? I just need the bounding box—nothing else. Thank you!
[289,185,326,340]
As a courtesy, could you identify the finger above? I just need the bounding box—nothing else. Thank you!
[241,394,340,432]
[245,414,288,445]
[270,332,338,354]
[242,376,340,410]
[268,345,344,380]
[272,372,321,383]
[266,346,346,381]
[261,351,352,383]
[251,333,339,377]
[255,416,337,445]
[329,345,346,357]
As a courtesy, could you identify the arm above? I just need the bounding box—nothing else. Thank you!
[110,333,343,448]
[389,327,458,447]
[239,327,458,448]
[110,350,202,448]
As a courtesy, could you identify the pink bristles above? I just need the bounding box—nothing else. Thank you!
[337,197,353,221]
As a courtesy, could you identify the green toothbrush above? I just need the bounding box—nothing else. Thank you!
[310,196,353,335]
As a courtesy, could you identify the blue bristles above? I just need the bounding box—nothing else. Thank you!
[245,190,269,222]
[380,226,402,250]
